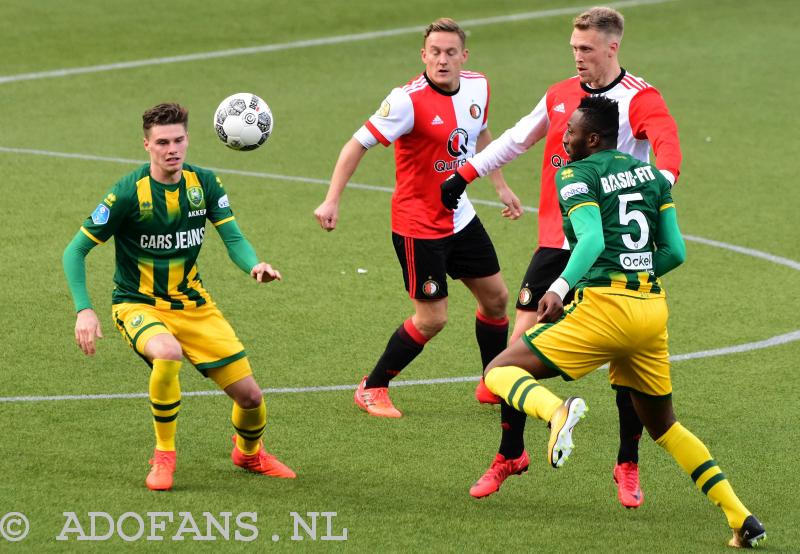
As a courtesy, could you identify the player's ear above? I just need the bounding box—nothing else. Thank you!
[607,39,620,58]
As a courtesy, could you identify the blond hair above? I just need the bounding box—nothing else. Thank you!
[423,18,466,47]
[573,7,624,38]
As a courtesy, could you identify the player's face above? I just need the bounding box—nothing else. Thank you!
[562,110,592,162]
[570,28,619,86]
[421,32,467,92]
[144,124,188,183]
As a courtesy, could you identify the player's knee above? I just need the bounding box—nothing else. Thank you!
[495,286,509,311]
[482,287,509,319]
[416,314,447,337]
[146,339,182,361]
[235,387,264,409]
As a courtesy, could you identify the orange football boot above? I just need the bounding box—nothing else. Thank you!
[231,436,296,478]
[469,451,530,498]
[475,377,501,404]
[146,449,176,491]
[354,376,402,418]
[613,462,644,508]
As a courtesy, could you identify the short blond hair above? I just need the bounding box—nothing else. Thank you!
[573,7,624,38]
[423,18,466,47]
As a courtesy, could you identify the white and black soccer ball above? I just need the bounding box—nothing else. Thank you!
[213,93,273,151]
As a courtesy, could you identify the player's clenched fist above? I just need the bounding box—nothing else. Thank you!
[440,172,468,210]
[314,201,339,231]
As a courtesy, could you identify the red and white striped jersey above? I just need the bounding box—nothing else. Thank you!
[461,69,681,249]
[354,71,490,239]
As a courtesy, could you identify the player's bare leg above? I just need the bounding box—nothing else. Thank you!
[509,308,538,343]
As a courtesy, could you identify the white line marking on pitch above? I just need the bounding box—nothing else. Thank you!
[0,146,535,213]
[0,0,671,85]
[0,145,797,404]
[1,330,798,404]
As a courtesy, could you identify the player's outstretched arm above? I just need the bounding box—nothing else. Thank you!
[217,219,260,270]
[653,206,686,277]
[466,94,549,180]
[63,231,103,355]
[216,220,283,284]
[477,128,523,220]
[314,138,368,231]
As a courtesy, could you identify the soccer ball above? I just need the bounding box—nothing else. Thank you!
[213,93,273,151]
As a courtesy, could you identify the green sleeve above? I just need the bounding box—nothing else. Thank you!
[202,170,235,225]
[216,219,259,274]
[654,206,685,277]
[62,231,99,312]
[560,205,605,287]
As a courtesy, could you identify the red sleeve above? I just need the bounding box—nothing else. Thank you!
[458,161,480,183]
[629,88,682,182]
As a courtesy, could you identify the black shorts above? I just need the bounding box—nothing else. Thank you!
[392,217,500,299]
[516,247,575,310]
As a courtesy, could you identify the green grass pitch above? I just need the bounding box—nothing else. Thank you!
[0,0,798,551]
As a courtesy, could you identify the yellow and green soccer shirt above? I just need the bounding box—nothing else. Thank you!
[555,150,674,294]
[80,163,234,309]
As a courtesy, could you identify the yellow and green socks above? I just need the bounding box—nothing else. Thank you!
[656,422,751,528]
[149,359,182,452]
[232,401,267,455]
[485,366,563,422]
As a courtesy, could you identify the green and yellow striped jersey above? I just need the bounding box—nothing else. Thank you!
[555,150,675,294]
[81,163,234,309]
